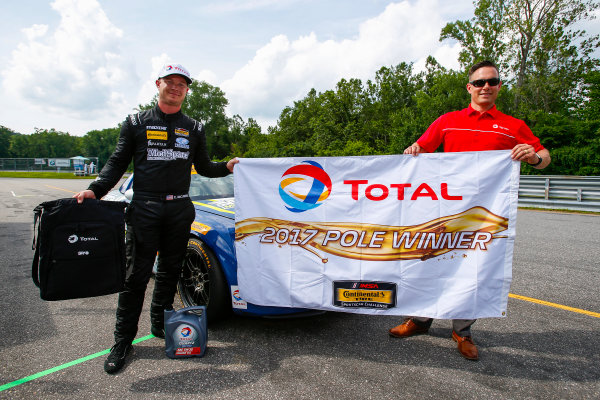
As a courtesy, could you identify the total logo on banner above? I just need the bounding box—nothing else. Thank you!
[278,159,464,212]
[279,161,332,213]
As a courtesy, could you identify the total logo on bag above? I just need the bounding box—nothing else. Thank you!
[67,234,99,243]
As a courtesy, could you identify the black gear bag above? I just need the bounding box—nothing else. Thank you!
[32,198,128,301]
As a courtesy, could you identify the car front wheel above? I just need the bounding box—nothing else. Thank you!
[178,237,231,322]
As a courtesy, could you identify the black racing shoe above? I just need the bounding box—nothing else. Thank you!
[104,341,133,374]
[151,325,165,339]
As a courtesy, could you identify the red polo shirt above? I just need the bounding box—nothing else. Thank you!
[417,105,545,153]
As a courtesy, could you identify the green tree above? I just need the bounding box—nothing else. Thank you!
[259,62,460,157]
[271,88,323,156]
[0,126,19,158]
[9,129,80,158]
[440,0,509,70]
[225,115,259,158]
[8,134,29,158]
[364,63,421,153]
[441,0,600,114]
[243,126,280,158]
[81,127,121,169]
[182,82,228,125]
[311,78,369,156]
[527,113,600,174]
[577,69,600,121]
[267,79,374,157]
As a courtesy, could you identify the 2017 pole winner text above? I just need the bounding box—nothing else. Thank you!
[260,228,493,250]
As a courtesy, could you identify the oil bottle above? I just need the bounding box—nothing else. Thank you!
[164,306,207,358]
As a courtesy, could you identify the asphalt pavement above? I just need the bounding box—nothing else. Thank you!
[0,177,598,400]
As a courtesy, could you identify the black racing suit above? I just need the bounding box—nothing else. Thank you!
[89,105,230,344]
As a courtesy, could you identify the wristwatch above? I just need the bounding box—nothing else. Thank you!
[528,153,543,166]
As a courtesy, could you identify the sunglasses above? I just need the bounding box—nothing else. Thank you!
[469,78,501,87]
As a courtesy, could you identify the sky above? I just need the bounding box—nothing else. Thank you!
[1,0,598,136]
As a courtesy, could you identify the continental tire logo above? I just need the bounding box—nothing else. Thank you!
[146,130,168,140]
[333,281,397,309]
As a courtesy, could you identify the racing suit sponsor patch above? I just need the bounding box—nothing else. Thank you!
[147,130,168,140]
[148,140,167,147]
[147,148,189,161]
[175,128,189,136]
[175,137,190,149]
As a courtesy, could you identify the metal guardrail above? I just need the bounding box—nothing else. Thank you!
[518,175,600,212]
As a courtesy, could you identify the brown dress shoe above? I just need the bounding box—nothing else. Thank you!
[452,331,479,361]
[388,318,429,338]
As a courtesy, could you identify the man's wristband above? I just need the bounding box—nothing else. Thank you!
[528,153,543,166]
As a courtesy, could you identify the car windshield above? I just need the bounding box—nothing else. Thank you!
[189,174,234,200]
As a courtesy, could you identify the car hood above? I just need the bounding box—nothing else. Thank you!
[192,197,235,220]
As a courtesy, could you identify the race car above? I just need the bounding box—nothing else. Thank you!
[104,171,315,322]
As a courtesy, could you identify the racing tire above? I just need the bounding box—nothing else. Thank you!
[178,237,231,322]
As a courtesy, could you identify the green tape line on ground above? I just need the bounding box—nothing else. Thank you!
[0,334,155,392]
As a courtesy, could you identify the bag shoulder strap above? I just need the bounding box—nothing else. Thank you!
[31,204,44,288]
[31,241,41,288]
[32,204,43,250]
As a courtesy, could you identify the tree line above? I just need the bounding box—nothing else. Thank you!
[1,0,598,175]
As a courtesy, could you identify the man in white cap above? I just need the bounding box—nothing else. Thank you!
[74,63,238,374]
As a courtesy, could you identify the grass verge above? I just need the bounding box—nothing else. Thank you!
[518,206,599,215]
[0,171,97,179]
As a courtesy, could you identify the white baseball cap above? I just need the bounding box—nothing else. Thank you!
[157,64,192,84]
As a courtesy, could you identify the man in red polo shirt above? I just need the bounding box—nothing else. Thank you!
[389,60,550,361]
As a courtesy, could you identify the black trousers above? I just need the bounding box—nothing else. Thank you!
[114,198,195,343]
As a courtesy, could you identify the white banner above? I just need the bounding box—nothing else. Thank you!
[48,158,71,167]
[234,151,520,318]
